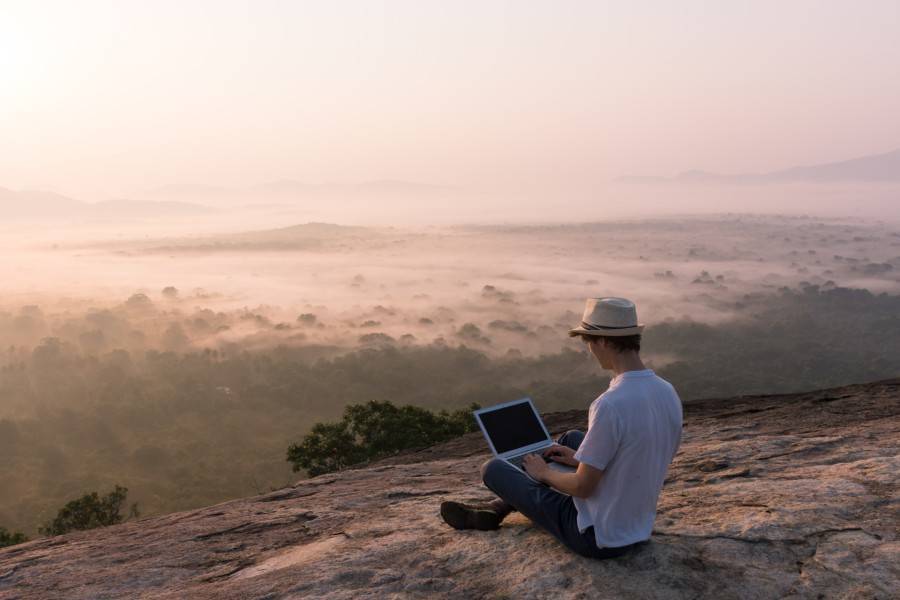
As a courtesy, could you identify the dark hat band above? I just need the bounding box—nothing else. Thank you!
[580,321,638,331]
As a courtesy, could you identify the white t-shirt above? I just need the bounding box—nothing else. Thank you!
[573,369,683,548]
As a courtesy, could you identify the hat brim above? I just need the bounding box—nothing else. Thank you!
[568,324,644,337]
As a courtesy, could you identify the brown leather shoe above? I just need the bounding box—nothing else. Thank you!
[440,501,502,531]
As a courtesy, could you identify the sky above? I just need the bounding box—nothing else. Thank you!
[1,0,900,201]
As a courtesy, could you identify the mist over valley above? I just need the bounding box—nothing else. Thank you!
[1,212,898,536]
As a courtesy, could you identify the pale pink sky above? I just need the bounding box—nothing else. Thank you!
[1,1,899,200]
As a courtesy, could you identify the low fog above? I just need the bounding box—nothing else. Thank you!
[1,210,899,537]
[3,212,899,358]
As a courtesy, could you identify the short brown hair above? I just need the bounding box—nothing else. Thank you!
[579,334,641,353]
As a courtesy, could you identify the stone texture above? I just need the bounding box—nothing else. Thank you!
[1,378,898,599]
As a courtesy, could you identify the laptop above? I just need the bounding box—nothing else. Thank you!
[474,397,577,477]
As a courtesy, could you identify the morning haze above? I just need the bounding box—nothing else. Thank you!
[2,1,900,217]
[0,4,898,590]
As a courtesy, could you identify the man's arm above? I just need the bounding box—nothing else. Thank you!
[522,454,603,499]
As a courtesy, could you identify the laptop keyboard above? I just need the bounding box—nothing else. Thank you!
[507,454,526,469]
[506,453,551,469]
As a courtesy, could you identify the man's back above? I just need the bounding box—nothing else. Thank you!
[573,369,683,548]
[442,297,683,558]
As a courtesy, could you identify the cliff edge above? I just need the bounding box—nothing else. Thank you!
[2,379,898,599]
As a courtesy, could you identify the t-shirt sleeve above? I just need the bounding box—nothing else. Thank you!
[573,400,621,471]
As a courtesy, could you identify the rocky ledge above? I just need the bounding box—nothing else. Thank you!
[2,378,899,599]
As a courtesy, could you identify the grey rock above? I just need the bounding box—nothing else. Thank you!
[1,379,898,599]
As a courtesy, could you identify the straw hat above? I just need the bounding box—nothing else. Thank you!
[568,297,644,337]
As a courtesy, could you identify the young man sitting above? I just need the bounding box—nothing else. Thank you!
[440,297,683,559]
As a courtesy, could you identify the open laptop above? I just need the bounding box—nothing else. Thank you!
[474,397,576,477]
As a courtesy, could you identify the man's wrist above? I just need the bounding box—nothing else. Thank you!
[538,468,552,484]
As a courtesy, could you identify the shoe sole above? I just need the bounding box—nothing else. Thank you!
[440,501,500,531]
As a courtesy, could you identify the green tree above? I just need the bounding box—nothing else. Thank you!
[39,485,139,537]
[287,400,480,476]
[0,527,28,548]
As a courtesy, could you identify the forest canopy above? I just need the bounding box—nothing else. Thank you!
[1,284,898,537]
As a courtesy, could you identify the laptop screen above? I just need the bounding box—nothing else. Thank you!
[478,400,549,454]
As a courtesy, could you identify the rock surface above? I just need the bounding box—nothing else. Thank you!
[2,378,899,599]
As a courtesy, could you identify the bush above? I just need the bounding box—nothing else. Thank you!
[287,400,480,476]
[39,485,139,537]
[0,526,28,548]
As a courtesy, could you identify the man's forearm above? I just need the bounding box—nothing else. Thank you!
[539,469,586,498]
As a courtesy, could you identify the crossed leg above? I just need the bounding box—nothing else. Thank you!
[478,430,627,558]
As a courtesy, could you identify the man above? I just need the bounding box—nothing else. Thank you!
[440,297,683,559]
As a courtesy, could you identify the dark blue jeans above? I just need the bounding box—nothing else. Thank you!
[481,430,633,559]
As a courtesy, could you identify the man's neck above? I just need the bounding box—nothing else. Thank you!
[609,352,646,377]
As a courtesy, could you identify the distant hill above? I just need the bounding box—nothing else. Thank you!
[144,179,459,205]
[767,147,900,182]
[224,221,372,244]
[618,147,900,184]
[0,187,214,220]
[0,187,85,218]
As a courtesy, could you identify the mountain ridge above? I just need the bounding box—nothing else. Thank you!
[143,179,460,204]
[618,147,900,184]
[0,187,213,219]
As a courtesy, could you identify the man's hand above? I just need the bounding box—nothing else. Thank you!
[522,453,550,482]
[542,444,579,467]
